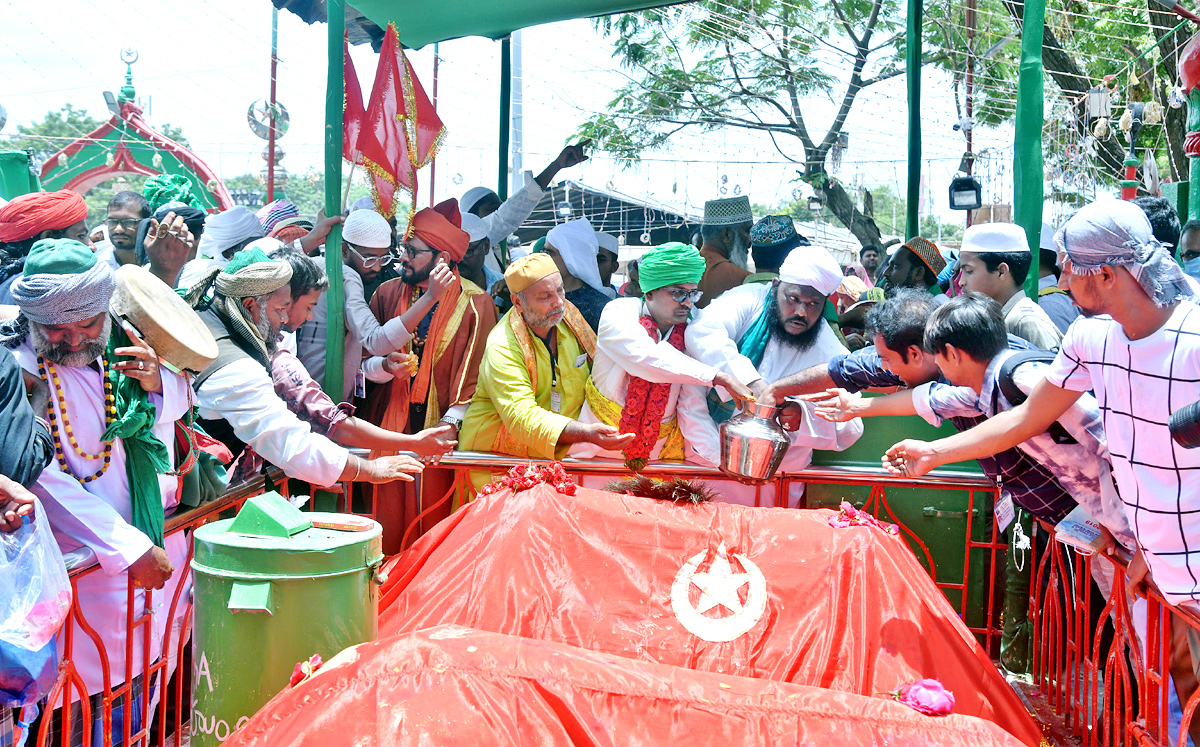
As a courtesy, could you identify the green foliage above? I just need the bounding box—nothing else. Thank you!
[5,104,104,163]
[763,184,965,244]
[222,169,374,219]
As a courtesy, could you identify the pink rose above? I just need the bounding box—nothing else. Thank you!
[894,678,955,716]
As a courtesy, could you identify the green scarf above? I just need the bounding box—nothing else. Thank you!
[706,294,845,423]
[104,323,173,547]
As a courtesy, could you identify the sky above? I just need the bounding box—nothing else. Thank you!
[0,0,1021,234]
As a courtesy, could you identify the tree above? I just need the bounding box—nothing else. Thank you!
[763,184,964,245]
[576,0,959,248]
[221,168,373,219]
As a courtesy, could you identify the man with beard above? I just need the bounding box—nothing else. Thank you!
[460,253,634,491]
[296,210,449,398]
[95,191,150,270]
[363,200,497,551]
[678,246,863,507]
[187,247,423,488]
[570,243,751,475]
[696,196,752,308]
[177,206,265,289]
[882,236,948,302]
[2,239,189,742]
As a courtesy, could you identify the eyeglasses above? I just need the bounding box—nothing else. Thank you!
[347,244,396,269]
[666,288,704,304]
[400,243,439,261]
[104,218,141,231]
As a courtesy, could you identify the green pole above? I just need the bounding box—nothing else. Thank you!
[322,0,346,400]
[498,37,511,202]
[905,0,922,241]
[1013,0,1045,299]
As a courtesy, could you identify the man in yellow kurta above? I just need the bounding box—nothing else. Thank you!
[459,253,634,492]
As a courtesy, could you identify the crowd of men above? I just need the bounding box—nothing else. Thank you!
[6,151,1200,742]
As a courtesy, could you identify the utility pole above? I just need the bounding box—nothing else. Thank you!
[510,30,524,195]
[267,6,279,202]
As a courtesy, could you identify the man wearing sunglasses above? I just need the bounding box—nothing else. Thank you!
[364,200,499,552]
[297,209,450,403]
[678,245,864,507]
[95,191,150,270]
[570,242,752,474]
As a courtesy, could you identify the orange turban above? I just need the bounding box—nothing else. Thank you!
[0,190,89,243]
[408,199,468,262]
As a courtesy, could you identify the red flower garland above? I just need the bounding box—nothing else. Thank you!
[478,462,578,497]
[618,317,686,471]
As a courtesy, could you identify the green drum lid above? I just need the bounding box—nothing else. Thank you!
[193,494,382,579]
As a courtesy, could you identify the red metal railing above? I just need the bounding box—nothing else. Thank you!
[33,450,1200,747]
[1020,530,1200,747]
[23,471,286,747]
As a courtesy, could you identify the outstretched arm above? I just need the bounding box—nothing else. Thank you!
[803,388,916,423]
[883,378,1083,477]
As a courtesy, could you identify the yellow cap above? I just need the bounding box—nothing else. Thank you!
[504,253,560,294]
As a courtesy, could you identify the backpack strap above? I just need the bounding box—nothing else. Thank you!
[997,349,1077,445]
[1038,285,1066,297]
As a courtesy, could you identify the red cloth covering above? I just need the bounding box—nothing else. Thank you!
[226,626,1027,747]
[0,189,88,243]
[377,485,1042,746]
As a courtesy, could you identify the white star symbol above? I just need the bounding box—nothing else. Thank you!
[689,543,750,614]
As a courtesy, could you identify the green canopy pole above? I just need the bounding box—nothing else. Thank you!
[322,0,346,400]
[498,37,512,202]
[905,0,922,241]
[1013,0,1045,300]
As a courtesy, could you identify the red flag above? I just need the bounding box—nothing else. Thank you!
[359,23,415,218]
[401,54,445,169]
[342,38,366,165]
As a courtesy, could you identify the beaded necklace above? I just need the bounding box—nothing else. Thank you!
[38,355,115,483]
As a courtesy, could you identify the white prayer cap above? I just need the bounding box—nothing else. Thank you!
[778,245,843,296]
[460,186,498,214]
[595,231,619,255]
[461,213,489,243]
[343,209,393,249]
[197,206,265,257]
[1039,222,1056,251]
[243,237,285,255]
[349,196,374,213]
[546,218,603,291]
[960,223,1030,254]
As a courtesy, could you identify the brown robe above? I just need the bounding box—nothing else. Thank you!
[696,244,750,308]
[365,276,498,553]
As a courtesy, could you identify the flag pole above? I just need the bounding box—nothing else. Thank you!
[322,0,346,400]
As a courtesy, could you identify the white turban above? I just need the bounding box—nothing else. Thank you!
[460,187,498,214]
[460,213,489,243]
[197,206,265,258]
[546,218,603,291]
[778,245,843,296]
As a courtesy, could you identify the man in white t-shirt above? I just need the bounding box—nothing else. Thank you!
[881,200,1200,686]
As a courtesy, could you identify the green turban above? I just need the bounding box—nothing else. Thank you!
[143,173,204,212]
[637,242,706,293]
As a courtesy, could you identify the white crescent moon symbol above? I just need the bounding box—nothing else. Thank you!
[671,548,767,642]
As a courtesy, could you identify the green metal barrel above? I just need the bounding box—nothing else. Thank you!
[190,492,383,746]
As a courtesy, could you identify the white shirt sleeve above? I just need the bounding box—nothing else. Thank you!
[677,383,721,466]
[342,269,413,355]
[784,398,864,452]
[911,381,982,427]
[196,358,348,487]
[597,300,718,386]
[363,356,393,383]
[33,464,153,577]
[684,286,765,385]
[483,179,545,246]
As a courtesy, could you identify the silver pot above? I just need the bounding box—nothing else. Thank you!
[718,401,792,485]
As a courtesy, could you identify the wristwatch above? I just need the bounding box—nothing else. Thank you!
[441,416,463,429]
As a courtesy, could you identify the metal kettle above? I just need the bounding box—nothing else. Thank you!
[718,401,792,485]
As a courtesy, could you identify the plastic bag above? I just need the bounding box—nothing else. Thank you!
[0,500,71,651]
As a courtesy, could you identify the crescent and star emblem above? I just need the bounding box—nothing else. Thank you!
[670,541,767,642]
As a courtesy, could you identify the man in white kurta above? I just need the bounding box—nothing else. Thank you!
[5,239,191,717]
[570,243,748,481]
[679,246,864,507]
